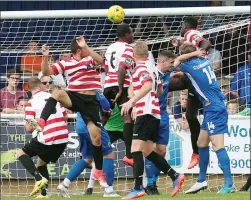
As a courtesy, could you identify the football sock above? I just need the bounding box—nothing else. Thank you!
[37,166,49,196]
[103,158,114,186]
[40,97,57,121]
[92,145,103,170]
[187,118,200,154]
[145,159,155,186]
[216,148,233,187]
[66,159,88,182]
[132,151,144,190]
[123,123,133,159]
[87,163,96,188]
[197,146,209,183]
[19,154,42,181]
[146,151,178,181]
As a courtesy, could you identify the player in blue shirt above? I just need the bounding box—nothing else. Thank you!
[174,43,235,194]
[57,92,119,198]
[230,50,251,115]
[145,50,185,195]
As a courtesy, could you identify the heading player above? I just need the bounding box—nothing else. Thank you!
[16,77,68,198]
[35,36,107,186]
[174,43,235,194]
[104,23,134,166]
[121,42,185,199]
[171,16,212,169]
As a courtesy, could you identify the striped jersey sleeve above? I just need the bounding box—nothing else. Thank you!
[51,60,66,75]
[25,100,35,121]
[134,65,153,85]
[184,30,206,47]
[119,45,134,69]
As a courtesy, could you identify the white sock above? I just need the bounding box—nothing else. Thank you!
[105,186,114,193]
[63,178,71,188]
[87,162,96,188]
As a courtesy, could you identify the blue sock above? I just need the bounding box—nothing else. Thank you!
[197,146,209,183]
[66,159,88,181]
[145,159,155,186]
[152,167,160,184]
[216,148,233,187]
[103,158,114,186]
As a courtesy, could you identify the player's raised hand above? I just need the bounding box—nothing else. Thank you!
[196,48,206,57]
[42,45,49,57]
[171,38,179,47]
[76,36,87,48]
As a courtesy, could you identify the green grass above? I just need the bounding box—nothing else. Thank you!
[1,192,250,200]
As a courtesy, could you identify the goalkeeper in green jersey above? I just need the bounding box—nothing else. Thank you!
[85,104,125,195]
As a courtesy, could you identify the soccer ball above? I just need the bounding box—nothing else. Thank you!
[107,5,125,24]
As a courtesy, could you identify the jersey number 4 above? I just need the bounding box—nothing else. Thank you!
[202,66,216,84]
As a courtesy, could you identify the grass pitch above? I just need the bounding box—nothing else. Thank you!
[1,192,250,200]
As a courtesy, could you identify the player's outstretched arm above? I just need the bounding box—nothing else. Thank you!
[41,45,55,76]
[173,48,206,68]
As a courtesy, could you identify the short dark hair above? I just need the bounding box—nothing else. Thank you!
[70,38,81,54]
[159,50,176,59]
[28,77,41,91]
[184,17,198,29]
[30,37,39,43]
[7,68,21,78]
[116,23,131,38]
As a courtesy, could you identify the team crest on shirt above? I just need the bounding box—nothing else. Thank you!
[125,57,132,65]
[86,64,93,69]
[193,35,201,42]
[141,72,150,80]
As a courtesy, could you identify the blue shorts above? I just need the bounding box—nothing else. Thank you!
[76,124,113,159]
[201,109,228,136]
[156,111,169,145]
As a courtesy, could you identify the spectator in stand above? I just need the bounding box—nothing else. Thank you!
[16,97,29,113]
[0,69,28,113]
[218,78,238,105]
[40,75,53,92]
[21,38,42,74]
[214,18,247,75]
[208,48,222,76]
[172,90,190,130]
[230,50,251,116]
[227,101,239,115]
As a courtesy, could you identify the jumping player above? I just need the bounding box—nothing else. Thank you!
[58,93,120,198]
[103,23,134,166]
[34,36,107,186]
[174,43,235,194]
[121,42,185,199]
[16,77,68,198]
[171,16,211,169]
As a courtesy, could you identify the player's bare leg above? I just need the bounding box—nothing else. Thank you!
[16,149,48,196]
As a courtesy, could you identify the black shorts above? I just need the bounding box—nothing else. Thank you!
[103,86,129,109]
[133,114,160,142]
[67,91,102,128]
[108,130,124,143]
[22,137,66,164]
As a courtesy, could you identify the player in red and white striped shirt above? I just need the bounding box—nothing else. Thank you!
[170,16,212,169]
[103,24,134,166]
[35,36,107,187]
[121,42,184,199]
[16,77,68,197]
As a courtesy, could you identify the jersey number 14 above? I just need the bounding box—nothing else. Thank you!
[202,66,216,84]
